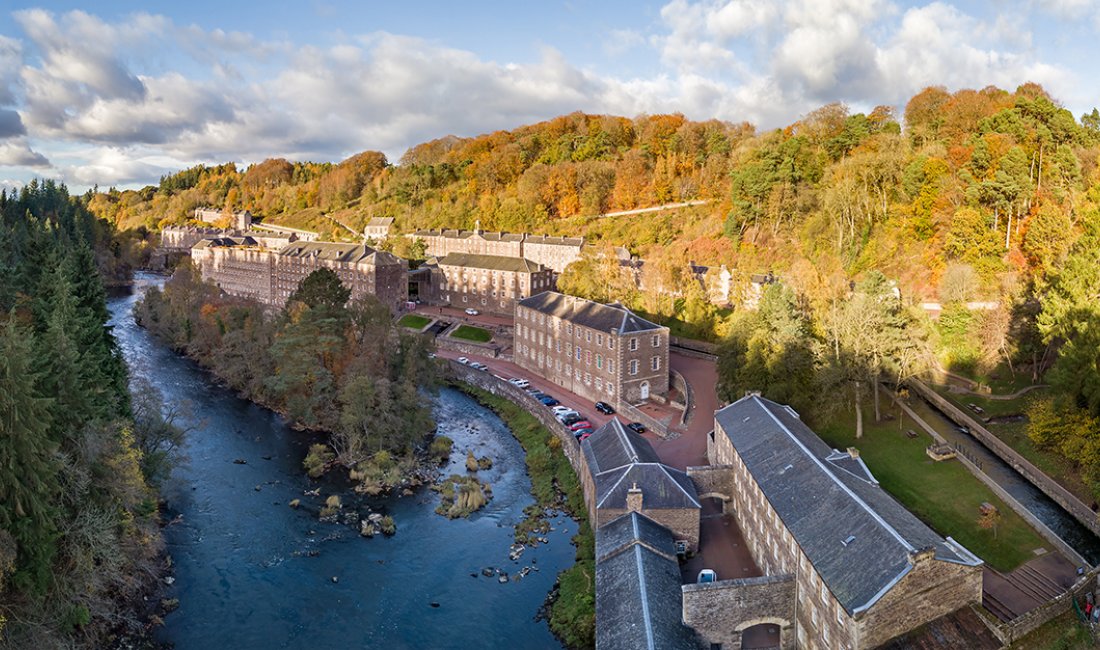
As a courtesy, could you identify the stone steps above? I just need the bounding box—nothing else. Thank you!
[982,591,1017,622]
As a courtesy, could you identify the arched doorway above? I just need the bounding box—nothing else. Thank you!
[640,381,650,400]
[740,622,782,649]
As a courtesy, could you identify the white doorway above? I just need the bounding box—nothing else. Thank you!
[640,381,650,400]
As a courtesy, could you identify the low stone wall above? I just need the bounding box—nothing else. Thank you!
[436,336,501,359]
[682,574,796,650]
[670,336,719,357]
[617,401,670,439]
[448,361,586,481]
[910,379,1100,542]
[671,368,693,426]
[974,568,1100,645]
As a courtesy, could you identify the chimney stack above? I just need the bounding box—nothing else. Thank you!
[627,482,643,512]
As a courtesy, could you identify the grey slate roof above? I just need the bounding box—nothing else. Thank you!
[437,252,548,274]
[596,511,678,561]
[411,228,525,242]
[278,241,402,266]
[595,512,699,650]
[523,234,584,247]
[517,291,664,335]
[714,395,982,615]
[192,236,258,249]
[582,420,699,510]
[595,463,700,510]
[582,419,662,474]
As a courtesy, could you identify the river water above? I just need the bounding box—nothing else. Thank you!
[111,274,576,649]
[904,395,1100,565]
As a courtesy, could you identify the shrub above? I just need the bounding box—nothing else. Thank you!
[303,443,335,478]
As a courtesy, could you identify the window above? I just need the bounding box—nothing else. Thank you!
[596,354,602,369]
[651,334,660,347]
[836,606,844,625]
[585,331,591,342]
[629,360,639,375]
[566,324,572,335]
[608,360,615,374]
[629,337,638,351]
[821,583,828,602]
[608,338,614,350]
[584,373,591,385]
[575,348,581,361]
[585,350,591,365]
[651,356,660,371]
[556,341,561,353]
[596,334,603,346]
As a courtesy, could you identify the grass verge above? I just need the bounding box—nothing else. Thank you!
[452,382,595,649]
[451,324,492,343]
[397,313,431,330]
[1009,610,1094,649]
[817,402,1047,572]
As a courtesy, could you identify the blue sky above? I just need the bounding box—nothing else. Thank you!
[1,0,1099,191]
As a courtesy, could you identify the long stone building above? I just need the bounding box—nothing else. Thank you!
[191,238,407,310]
[193,207,253,230]
[162,226,296,251]
[514,291,669,408]
[422,252,554,315]
[407,228,584,273]
[684,394,984,649]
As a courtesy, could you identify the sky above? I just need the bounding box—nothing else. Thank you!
[1,0,1099,192]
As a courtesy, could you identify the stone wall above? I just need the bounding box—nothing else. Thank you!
[686,465,735,512]
[597,507,700,551]
[671,368,692,425]
[436,337,501,358]
[910,379,1100,540]
[682,574,796,650]
[616,401,670,439]
[854,554,984,649]
[974,567,1100,645]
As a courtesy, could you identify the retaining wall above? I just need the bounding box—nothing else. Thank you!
[671,368,693,426]
[436,336,501,358]
[973,568,1100,645]
[887,387,1089,568]
[910,379,1100,541]
[617,401,670,439]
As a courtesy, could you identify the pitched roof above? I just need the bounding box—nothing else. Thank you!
[523,234,584,247]
[277,241,402,266]
[713,395,982,615]
[517,291,664,335]
[436,252,548,274]
[582,419,662,474]
[582,420,699,510]
[366,217,394,227]
[192,236,258,249]
[410,228,525,242]
[595,512,698,650]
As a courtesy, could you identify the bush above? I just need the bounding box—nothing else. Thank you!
[304,443,335,478]
[429,435,453,463]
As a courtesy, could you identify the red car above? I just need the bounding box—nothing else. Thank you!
[578,432,592,442]
[569,420,592,431]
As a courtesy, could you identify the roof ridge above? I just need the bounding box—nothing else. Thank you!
[752,395,915,552]
[633,544,657,650]
[654,464,701,507]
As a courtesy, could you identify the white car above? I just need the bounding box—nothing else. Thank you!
[456,357,469,365]
[509,378,531,389]
[551,405,573,414]
[465,308,480,316]
[469,362,488,371]
[697,569,717,584]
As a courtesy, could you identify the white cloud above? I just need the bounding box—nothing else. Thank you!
[0,3,1093,189]
[0,139,49,167]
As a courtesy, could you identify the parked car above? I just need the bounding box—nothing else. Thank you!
[537,394,557,404]
[465,308,480,316]
[541,398,560,407]
[569,421,593,432]
[469,362,488,371]
[594,401,615,415]
[697,569,717,584]
[577,432,592,442]
[551,405,574,414]
[529,392,546,400]
[573,427,593,439]
[427,352,437,359]
[508,378,531,389]
[456,357,469,365]
[626,422,646,434]
[559,413,582,425]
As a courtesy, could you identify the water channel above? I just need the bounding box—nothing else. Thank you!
[904,394,1100,565]
[111,274,576,649]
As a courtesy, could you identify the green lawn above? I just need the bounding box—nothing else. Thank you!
[397,313,431,330]
[450,324,492,343]
[817,403,1047,572]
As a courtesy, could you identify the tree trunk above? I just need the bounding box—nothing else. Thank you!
[873,379,881,422]
[1005,209,1012,249]
[855,381,864,439]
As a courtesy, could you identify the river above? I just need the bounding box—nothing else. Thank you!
[905,395,1100,565]
[111,274,576,649]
